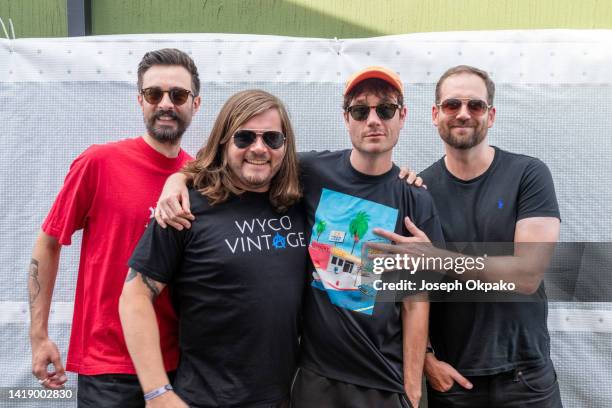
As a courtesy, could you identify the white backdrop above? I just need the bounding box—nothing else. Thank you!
[1,30,611,407]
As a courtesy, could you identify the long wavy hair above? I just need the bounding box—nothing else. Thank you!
[182,89,301,212]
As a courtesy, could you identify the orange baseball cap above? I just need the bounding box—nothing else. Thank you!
[344,66,403,96]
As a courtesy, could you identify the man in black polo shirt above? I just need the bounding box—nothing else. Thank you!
[119,89,307,408]
[414,65,563,407]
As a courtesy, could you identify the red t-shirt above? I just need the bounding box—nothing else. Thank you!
[42,137,192,375]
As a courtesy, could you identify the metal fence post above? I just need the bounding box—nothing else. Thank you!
[66,0,91,36]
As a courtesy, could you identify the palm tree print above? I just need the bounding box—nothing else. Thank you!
[349,211,370,254]
[315,219,327,241]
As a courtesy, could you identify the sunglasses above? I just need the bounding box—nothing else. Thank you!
[437,98,491,116]
[233,129,286,150]
[346,103,401,121]
[140,87,193,106]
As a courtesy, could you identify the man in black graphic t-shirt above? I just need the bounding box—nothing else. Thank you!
[405,66,563,407]
[290,67,443,408]
[155,67,442,408]
[119,90,307,408]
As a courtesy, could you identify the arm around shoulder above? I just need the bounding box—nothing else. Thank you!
[155,172,194,230]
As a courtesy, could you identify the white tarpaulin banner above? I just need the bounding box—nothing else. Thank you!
[1,30,611,407]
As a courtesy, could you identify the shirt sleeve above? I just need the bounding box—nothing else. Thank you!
[41,146,99,245]
[128,219,187,284]
[417,214,445,246]
[517,159,561,221]
[397,188,446,300]
[408,188,445,245]
[298,150,320,177]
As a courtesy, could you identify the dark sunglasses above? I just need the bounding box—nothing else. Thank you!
[346,103,401,121]
[437,98,491,116]
[233,129,286,150]
[140,87,193,106]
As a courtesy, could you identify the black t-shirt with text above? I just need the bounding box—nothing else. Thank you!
[299,149,444,393]
[420,146,560,375]
[129,189,308,407]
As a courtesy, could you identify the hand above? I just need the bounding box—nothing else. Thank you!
[155,173,194,230]
[368,218,437,274]
[373,217,431,244]
[31,337,67,389]
[146,391,189,408]
[399,167,426,189]
[424,354,472,393]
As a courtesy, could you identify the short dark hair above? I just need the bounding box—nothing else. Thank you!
[137,48,200,96]
[435,65,495,105]
[343,78,404,111]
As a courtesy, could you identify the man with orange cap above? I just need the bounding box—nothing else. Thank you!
[289,66,441,408]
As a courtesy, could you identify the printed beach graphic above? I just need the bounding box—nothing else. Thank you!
[309,189,398,315]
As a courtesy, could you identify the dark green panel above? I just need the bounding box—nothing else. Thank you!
[91,0,382,38]
[91,0,612,38]
[0,0,66,38]
[3,0,612,39]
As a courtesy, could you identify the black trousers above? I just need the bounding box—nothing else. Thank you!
[77,371,176,408]
[291,367,413,408]
[427,360,563,408]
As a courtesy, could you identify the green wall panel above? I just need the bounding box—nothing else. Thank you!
[91,0,612,38]
[0,0,66,38]
[1,0,612,39]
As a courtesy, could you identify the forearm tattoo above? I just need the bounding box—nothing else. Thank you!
[141,274,160,300]
[125,268,138,282]
[28,258,41,307]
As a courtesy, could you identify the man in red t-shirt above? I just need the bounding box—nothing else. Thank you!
[28,48,201,407]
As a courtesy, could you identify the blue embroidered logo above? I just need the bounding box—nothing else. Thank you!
[272,232,286,249]
[497,199,504,209]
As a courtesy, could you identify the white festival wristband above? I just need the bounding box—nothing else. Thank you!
[144,384,173,401]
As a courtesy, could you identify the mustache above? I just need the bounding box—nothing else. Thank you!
[154,110,179,121]
[450,120,477,127]
[245,153,269,161]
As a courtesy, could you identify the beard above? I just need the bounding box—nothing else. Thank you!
[145,109,191,144]
[439,120,487,150]
[228,152,283,192]
[241,173,271,188]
